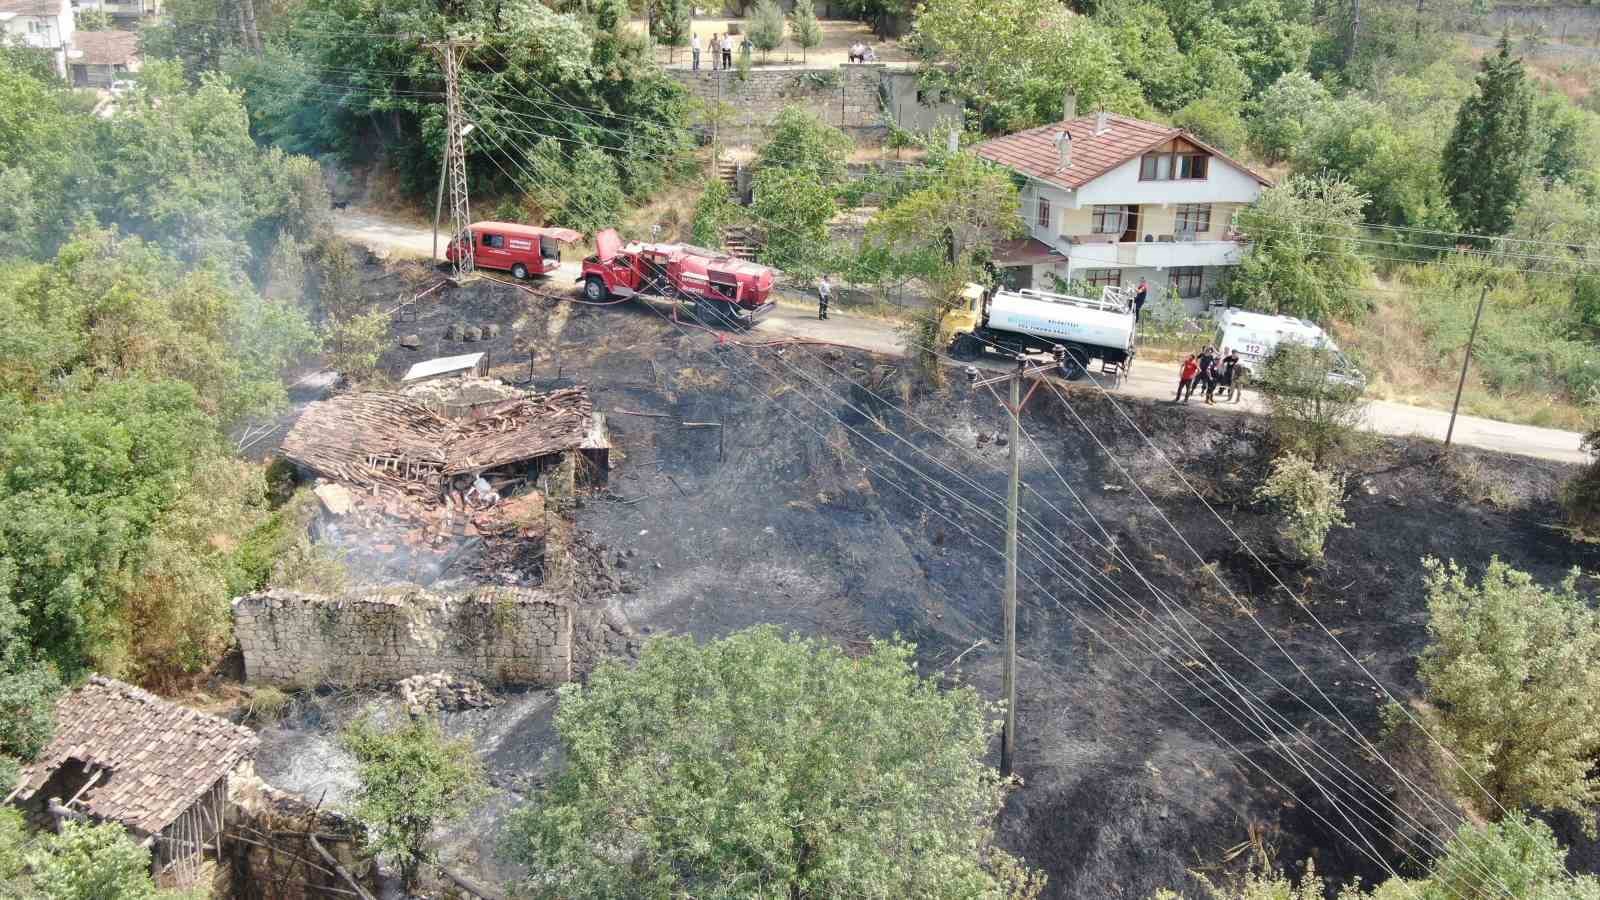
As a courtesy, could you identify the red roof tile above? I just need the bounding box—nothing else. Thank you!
[991,237,1067,266]
[973,113,1271,191]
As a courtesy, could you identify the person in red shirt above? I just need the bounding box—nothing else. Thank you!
[1176,354,1199,403]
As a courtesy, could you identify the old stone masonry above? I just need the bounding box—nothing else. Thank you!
[234,586,579,688]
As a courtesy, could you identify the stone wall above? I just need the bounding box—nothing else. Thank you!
[233,586,574,688]
[1482,4,1600,40]
[669,64,888,145]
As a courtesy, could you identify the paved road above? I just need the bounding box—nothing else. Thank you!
[338,210,1588,465]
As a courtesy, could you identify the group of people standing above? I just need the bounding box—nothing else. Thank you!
[1175,346,1240,405]
[690,32,737,71]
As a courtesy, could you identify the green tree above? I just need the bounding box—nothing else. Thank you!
[507,627,1043,898]
[341,716,486,891]
[755,107,854,184]
[1249,71,1330,163]
[1172,94,1248,154]
[1253,342,1368,466]
[690,177,743,249]
[789,0,823,63]
[1229,174,1370,322]
[751,166,837,272]
[1417,557,1600,824]
[27,817,200,900]
[1441,35,1535,238]
[650,0,692,62]
[74,8,112,29]
[749,0,786,61]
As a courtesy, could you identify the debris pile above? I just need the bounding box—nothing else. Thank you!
[396,672,501,716]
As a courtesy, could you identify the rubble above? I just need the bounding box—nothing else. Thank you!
[314,483,354,516]
[396,672,501,716]
[401,376,529,409]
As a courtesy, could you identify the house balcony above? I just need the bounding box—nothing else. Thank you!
[1058,233,1246,270]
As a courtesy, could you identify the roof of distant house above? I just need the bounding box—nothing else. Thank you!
[11,676,258,836]
[973,112,1272,191]
[70,29,140,67]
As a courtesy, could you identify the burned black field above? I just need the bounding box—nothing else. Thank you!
[351,265,1600,897]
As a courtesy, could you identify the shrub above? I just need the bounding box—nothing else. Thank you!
[1416,557,1600,825]
[1253,453,1348,562]
[1560,426,1600,537]
[755,106,854,184]
[690,178,743,249]
[244,686,291,724]
[748,0,785,61]
[1254,342,1368,466]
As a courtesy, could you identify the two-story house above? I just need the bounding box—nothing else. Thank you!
[975,109,1271,313]
[0,0,74,78]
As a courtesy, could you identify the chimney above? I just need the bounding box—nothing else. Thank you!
[1095,110,1109,135]
[1053,130,1072,171]
[1062,92,1077,122]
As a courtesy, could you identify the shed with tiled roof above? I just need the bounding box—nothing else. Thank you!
[7,676,257,883]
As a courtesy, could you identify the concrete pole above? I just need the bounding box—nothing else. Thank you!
[1001,361,1021,778]
[1445,284,1488,449]
[432,147,448,264]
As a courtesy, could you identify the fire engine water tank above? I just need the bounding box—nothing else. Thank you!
[985,289,1136,354]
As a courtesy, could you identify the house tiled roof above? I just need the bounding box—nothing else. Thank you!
[70,29,139,66]
[13,676,258,836]
[973,112,1272,191]
[0,0,63,16]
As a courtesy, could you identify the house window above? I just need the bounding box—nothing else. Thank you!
[1082,268,1122,288]
[1139,152,1209,181]
[482,233,505,248]
[1091,205,1124,234]
[1179,154,1208,179]
[1174,204,1211,234]
[1036,196,1051,229]
[1169,266,1203,298]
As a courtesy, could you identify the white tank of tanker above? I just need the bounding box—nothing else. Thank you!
[961,287,1135,378]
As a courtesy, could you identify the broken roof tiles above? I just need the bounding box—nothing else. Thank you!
[279,386,596,496]
[12,676,258,837]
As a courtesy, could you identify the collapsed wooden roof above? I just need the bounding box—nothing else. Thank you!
[11,676,258,837]
[280,386,595,495]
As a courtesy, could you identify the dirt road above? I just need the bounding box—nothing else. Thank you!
[338,209,1587,465]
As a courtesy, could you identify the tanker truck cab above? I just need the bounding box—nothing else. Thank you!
[1211,308,1365,390]
[949,285,1136,381]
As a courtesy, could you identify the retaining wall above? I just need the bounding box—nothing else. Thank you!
[233,586,574,688]
[669,64,887,145]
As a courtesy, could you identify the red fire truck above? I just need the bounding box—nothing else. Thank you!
[578,229,776,328]
[446,222,583,279]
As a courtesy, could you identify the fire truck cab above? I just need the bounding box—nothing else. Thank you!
[579,229,776,328]
[446,222,582,279]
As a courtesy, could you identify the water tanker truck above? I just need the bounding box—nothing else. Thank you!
[948,285,1136,379]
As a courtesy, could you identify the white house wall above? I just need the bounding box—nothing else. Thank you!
[1073,155,1263,207]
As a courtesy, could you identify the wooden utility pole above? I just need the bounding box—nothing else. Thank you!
[1001,358,1022,778]
[430,39,478,281]
[1445,285,1488,449]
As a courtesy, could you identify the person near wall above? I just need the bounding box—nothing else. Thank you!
[722,33,733,69]
[1133,277,1148,321]
[691,33,702,71]
[710,33,721,70]
[848,42,865,63]
[817,275,832,320]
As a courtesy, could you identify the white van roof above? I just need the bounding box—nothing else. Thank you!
[1216,308,1335,347]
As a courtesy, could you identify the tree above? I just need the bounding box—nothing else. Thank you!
[1560,426,1600,536]
[755,107,854,184]
[1417,557,1600,824]
[1253,342,1368,466]
[1441,35,1535,238]
[862,151,1020,381]
[1229,174,1370,322]
[1249,71,1331,163]
[789,0,823,63]
[25,817,200,900]
[73,8,112,30]
[1172,94,1249,154]
[748,0,786,62]
[507,627,1043,898]
[750,166,837,273]
[650,0,692,62]
[341,716,486,891]
[690,177,743,249]
[1253,453,1347,561]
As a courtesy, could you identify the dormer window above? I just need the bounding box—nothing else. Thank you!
[1138,142,1210,181]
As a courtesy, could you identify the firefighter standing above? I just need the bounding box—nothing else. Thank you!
[817,275,831,320]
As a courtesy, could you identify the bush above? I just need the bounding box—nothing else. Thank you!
[690,178,743,249]
[748,0,785,61]
[1560,427,1600,536]
[755,106,854,184]
[1416,557,1600,825]
[1253,453,1348,562]
[1254,342,1368,465]
[244,686,291,724]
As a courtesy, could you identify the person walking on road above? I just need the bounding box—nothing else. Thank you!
[817,275,832,320]
[722,33,733,69]
[1133,277,1148,321]
[1218,348,1240,402]
[691,33,702,71]
[1176,353,1199,403]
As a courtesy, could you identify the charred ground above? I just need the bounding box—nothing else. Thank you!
[268,258,1600,898]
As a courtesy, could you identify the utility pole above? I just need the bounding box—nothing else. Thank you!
[430,38,478,282]
[970,346,1064,779]
[1445,285,1488,449]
